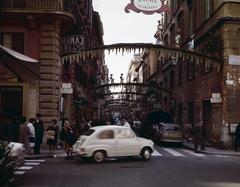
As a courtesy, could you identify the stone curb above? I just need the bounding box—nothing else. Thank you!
[182,143,240,157]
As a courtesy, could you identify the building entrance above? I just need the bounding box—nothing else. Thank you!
[202,100,212,141]
[0,86,23,123]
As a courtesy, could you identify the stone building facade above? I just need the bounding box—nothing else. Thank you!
[0,0,105,129]
[160,0,240,148]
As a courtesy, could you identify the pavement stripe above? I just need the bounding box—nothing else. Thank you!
[54,153,67,158]
[181,149,205,157]
[162,148,185,157]
[14,171,25,175]
[18,166,33,170]
[152,149,162,156]
[25,159,45,162]
[24,162,40,166]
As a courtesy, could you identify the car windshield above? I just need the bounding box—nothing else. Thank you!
[83,129,95,136]
[162,124,181,132]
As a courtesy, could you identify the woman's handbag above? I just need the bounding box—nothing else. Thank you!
[46,130,55,140]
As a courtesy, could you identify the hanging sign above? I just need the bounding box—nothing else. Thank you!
[61,35,85,54]
[125,0,171,15]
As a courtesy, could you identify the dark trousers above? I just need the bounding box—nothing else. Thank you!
[235,138,239,151]
[193,136,205,152]
[34,142,41,154]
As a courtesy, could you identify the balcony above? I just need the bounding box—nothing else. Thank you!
[2,0,66,11]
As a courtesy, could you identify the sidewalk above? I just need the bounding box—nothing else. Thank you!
[25,148,66,159]
[183,140,240,157]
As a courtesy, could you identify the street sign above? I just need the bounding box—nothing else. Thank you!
[61,83,73,94]
[61,35,85,53]
[229,55,240,65]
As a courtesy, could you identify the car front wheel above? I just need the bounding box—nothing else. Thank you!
[93,151,106,163]
[141,148,152,161]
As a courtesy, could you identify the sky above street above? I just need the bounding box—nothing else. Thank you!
[93,0,161,82]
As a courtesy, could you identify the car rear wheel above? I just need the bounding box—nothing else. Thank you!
[93,151,106,163]
[141,148,151,161]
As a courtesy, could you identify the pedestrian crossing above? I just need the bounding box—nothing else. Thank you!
[13,159,45,176]
[152,147,208,158]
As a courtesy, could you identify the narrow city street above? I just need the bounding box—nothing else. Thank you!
[1,0,240,186]
[12,145,240,187]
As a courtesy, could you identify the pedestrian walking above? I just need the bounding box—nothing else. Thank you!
[18,116,30,154]
[46,119,59,154]
[33,113,44,154]
[61,120,77,160]
[234,122,240,151]
[27,118,35,154]
[191,121,205,153]
[184,120,192,142]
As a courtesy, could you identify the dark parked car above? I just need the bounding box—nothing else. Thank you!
[142,110,174,139]
[151,123,183,144]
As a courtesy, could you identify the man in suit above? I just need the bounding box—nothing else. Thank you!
[33,113,44,154]
[191,121,205,153]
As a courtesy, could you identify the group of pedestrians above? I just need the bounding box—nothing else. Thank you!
[17,113,44,155]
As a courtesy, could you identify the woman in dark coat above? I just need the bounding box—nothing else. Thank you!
[46,119,59,154]
[62,120,76,160]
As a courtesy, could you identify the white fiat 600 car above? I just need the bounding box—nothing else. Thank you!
[73,125,154,162]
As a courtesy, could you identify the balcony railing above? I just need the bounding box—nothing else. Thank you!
[1,0,66,10]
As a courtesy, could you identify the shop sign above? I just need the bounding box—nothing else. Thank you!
[61,83,73,94]
[229,55,240,65]
[61,35,84,53]
[125,0,171,15]
[210,93,222,103]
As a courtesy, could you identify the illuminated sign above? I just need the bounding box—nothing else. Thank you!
[125,0,171,15]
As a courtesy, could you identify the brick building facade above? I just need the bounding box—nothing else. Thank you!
[160,0,240,148]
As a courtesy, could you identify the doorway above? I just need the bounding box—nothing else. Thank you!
[188,102,194,126]
[177,103,183,127]
[0,86,23,139]
[0,86,23,122]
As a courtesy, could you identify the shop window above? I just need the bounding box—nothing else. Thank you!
[0,32,25,54]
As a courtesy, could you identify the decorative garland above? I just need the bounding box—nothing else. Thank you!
[61,43,222,66]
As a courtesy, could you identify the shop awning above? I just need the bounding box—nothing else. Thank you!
[0,45,39,82]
